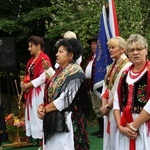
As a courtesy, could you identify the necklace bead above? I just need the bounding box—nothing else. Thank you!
[129,63,147,79]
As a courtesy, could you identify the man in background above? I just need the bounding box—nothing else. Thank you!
[85,36,103,138]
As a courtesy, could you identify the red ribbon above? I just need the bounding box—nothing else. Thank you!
[107,119,110,134]
[120,84,135,150]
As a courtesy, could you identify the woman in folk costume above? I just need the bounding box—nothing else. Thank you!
[37,38,90,150]
[21,36,52,146]
[100,36,132,150]
[113,34,150,150]
[44,31,82,71]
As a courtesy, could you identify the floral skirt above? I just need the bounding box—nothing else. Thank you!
[72,111,90,150]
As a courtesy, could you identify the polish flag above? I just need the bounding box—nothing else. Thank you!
[109,0,119,37]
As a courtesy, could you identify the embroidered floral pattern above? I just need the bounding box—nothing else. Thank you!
[121,85,126,103]
[72,111,89,150]
[105,57,129,90]
[48,63,82,100]
[137,84,147,103]
[27,59,36,80]
[119,69,148,113]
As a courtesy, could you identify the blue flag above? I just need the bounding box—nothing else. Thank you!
[93,5,113,97]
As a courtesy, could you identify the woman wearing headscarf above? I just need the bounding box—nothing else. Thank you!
[37,38,90,150]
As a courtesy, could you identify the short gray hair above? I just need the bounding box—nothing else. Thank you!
[126,34,148,50]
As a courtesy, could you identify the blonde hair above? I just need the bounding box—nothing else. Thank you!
[63,31,77,39]
[107,36,126,49]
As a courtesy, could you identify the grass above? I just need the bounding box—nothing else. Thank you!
[2,126,103,150]
[1,94,103,150]
[88,126,103,150]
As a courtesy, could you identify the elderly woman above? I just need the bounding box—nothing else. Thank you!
[113,34,150,150]
[43,31,82,70]
[100,36,132,150]
[37,38,89,150]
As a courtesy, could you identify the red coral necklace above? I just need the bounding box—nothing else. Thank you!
[129,63,147,79]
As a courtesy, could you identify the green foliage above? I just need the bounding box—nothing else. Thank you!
[0,0,149,69]
[0,19,17,33]
[115,0,150,54]
[45,0,103,68]
[116,0,150,40]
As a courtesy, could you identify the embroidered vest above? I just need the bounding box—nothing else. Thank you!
[120,72,148,113]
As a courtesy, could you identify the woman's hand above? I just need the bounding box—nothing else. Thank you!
[42,58,50,70]
[99,105,109,116]
[118,125,138,139]
[37,104,46,119]
[21,83,29,93]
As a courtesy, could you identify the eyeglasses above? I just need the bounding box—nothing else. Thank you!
[128,48,145,53]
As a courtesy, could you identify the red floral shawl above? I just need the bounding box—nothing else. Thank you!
[25,52,51,119]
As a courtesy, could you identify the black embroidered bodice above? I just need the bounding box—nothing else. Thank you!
[120,71,148,113]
